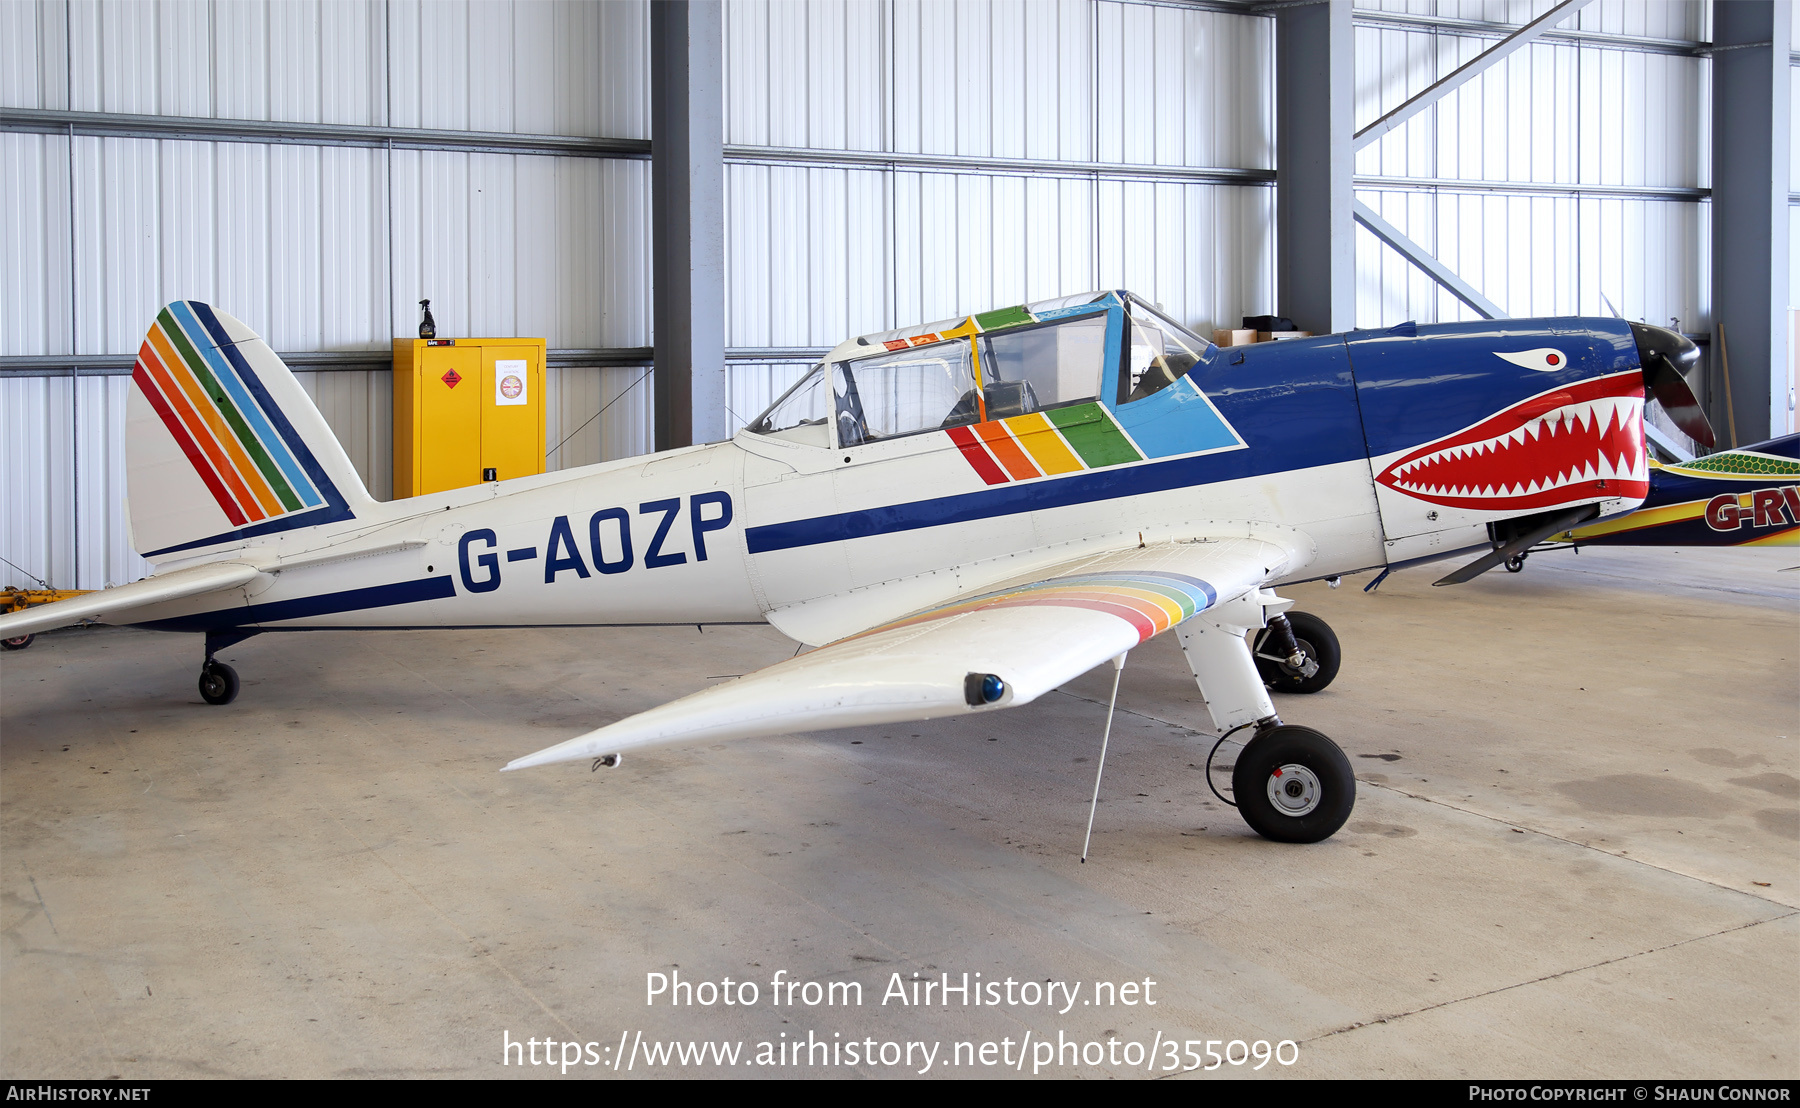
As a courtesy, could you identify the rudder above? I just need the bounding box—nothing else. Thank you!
[127,300,374,561]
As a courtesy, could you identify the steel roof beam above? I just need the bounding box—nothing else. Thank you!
[1352,10,1707,58]
[0,107,649,159]
[1355,176,1709,202]
[724,145,1273,186]
[1354,0,1593,153]
[1352,201,1507,321]
[0,349,664,378]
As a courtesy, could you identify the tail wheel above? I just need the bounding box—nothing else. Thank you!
[2,634,34,651]
[198,661,239,706]
[1232,724,1355,843]
[1253,611,1341,694]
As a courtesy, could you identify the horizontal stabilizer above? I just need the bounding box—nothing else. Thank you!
[0,562,260,638]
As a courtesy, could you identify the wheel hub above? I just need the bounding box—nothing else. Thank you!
[1265,764,1322,817]
[1284,639,1321,679]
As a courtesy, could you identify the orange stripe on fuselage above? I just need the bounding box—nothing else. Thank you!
[148,322,283,518]
[139,337,269,522]
[1002,412,1084,475]
[974,421,1041,480]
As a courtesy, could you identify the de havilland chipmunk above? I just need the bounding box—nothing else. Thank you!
[0,292,1723,844]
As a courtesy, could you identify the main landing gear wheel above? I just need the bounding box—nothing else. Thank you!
[2,634,33,651]
[1505,552,1528,573]
[1232,724,1355,843]
[1253,611,1341,694]
[198,660,239,705]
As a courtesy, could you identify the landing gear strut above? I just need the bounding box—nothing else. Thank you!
[1179,605,1356,843]
[1253,611,1341,694]
[197,628,258,706]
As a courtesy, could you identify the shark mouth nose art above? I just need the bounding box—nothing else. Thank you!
[1377,372,1648,511]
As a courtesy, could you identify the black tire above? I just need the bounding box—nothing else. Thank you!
[2,634,34,651]
[1504,553,1527,573]
[198,661,239,705]
[1232,724,1355,843]
[1253,611,1341,694]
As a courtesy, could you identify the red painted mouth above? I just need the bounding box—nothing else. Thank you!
[1377,371,1648,511]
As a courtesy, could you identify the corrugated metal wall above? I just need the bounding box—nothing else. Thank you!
[724,0,1271,163]
[720,0,1278,428]
[1351,0,1713,331]
[1,0,653,589]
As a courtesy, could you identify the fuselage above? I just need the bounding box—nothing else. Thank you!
[122,308,1651,643]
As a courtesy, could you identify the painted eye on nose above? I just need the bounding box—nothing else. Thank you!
[1494,348,1568,372]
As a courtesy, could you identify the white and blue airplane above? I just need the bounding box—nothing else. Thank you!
[0,292,1711,843]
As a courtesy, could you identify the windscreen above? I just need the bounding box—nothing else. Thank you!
[1120,296,1213,404]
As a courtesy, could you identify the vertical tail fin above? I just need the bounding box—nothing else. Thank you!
[126,301,374,560]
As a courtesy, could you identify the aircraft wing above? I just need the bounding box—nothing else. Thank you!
[504,535,1304,770]
[0,561,260,638]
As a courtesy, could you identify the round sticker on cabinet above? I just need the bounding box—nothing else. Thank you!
[494,360,528,405]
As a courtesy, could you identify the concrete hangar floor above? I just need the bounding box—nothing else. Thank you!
[1,546,1793,1079]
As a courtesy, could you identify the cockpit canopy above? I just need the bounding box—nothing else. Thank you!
[746,291,1215,448]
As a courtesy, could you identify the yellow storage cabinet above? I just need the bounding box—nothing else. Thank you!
[393,337,546,497]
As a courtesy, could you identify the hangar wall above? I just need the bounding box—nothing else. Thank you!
[0,0,1766,593]
[1352,0,1713,334]
[1,0,657,590]
[719,0,1277,431]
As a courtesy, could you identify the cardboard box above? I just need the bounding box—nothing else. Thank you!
[1213,329,1258,347]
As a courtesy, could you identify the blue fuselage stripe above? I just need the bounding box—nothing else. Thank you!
[744,445,1340,554]
[134,575,457,632]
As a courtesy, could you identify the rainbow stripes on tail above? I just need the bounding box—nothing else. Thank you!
[135,303,325,526]
[127,301,364,558]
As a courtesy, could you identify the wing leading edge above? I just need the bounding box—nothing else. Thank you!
[503,536,1304,771]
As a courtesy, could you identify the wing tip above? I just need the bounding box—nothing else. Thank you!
[503,734,600,772]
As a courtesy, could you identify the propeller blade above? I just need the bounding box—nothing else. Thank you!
[1643,356,1715,449]
[1433,505,1600,586]
[1629,322,1715,449]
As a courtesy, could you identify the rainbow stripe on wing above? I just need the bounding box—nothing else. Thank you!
[846,570,1217,646]
[132,301,325,528]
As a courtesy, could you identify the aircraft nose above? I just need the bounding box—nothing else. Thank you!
[1628,321,1714,448]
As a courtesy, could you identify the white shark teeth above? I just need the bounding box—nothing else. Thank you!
[1388,391,1646,500]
